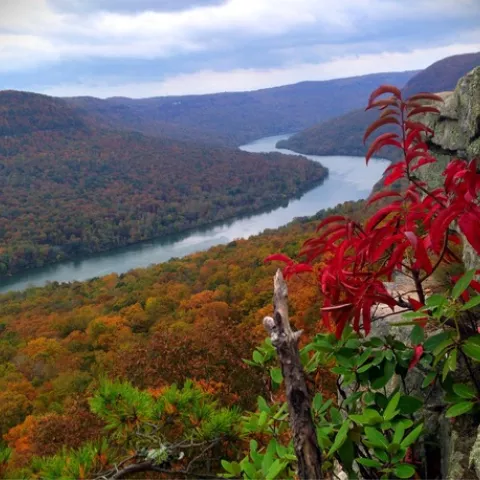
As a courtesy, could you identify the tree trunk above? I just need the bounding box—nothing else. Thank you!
[263,269,323,479]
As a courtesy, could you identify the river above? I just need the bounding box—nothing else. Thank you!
[0,134,388,294]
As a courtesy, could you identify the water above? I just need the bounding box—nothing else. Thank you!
[0,134,388,293]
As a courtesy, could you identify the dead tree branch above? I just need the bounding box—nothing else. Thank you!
[263,269,323,480]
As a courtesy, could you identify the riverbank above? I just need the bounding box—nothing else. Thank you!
[0,134,388,293]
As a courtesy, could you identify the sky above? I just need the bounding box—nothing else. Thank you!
[0,0,479,98]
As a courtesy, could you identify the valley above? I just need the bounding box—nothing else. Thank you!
[0,134,388,293]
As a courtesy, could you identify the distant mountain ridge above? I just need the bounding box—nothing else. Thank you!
[277,52,480,160]
[64,70,417,147]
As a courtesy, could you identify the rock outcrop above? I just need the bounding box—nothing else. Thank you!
[422,67,480,272]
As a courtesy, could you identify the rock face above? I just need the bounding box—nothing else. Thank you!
[340,68,480,480]
[425,67,480,159]
[422,67,480,271]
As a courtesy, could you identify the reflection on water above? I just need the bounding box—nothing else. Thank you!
[0,134,388,294]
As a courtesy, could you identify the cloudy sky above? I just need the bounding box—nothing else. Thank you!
[0,0,479,98]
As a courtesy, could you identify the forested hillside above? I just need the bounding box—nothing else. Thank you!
[0,91,327,276]
[277,52,480,159]
[65,71,416,147]
[0,200,361,476]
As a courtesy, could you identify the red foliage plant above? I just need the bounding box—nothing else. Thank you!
[266,85,480,340]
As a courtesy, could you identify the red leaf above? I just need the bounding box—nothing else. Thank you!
[321,303,353,312]
[384,165,406,185]
[404,232,433,274]
[410,156,437,172]
[290,264,314,275]
[335,310,351,339]
[404,231,418,248]
[362,299,373,336]
[366,133,402,164]
[430,207,462,251]
[366,202,402,232]
[458,213,480,255]
[363,116,400,144]
[405,121,434,136]
[408,345,424,370]
[407,93,444,103]
[264,254,293,265]
[315,215,346,232]
[367,190,402,206]
[408,297,425,311]
[366,98,399,110]
[370,234,404,262]
[367,85,402,108]
[407,106,441,117]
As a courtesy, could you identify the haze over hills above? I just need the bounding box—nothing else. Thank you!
[0,90,327,276]
[277,52,480,160]
[64,71,416,147]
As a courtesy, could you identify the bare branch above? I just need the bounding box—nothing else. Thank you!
[264,269,323,480]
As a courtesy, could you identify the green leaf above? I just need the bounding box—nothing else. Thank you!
[266,459,286,480]
[410,325,425,346]
[364,427,389,449]
[252,350,264,364]
[270,367,283,385]
[318,398,333,415]
[356,348,373,367]
[400,424,423,448]
[394,464,416,479]
[329,407,343,425]
[445,401,474,418]
[349,409,383,426]
[356,457,383,468]
[426,294,447,308]
[383,392,401,421]
[393,422,406,445]
[338,438,355,471]
[402,311,429,320]
[396,419,414,430]
[357,362,375,373]
[258,396,270,413]
[368,337,385,347]
[387,442,401,455]
[343,391,363,408]
[363,391,375,405]
[258,411,268,428]
[443,349,457,381]
[327,421,350,457]
[433,338,454,359]
[242,462,257,479]
[461,295,480,310]
[312,393,323,412]
[421,371,436,389]
[423,332,450,352]
[463,339,480,362]
[371,361,395,390]
[375,448,389,463]
[346,339,361,349]
[221,460,234,474]
[452,384,476,399]
[261,441,277,476]
[452,269,476,300]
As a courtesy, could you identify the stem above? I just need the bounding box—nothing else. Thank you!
[412,270,426,304]
[459,348,480,394]
[420,232,449,283]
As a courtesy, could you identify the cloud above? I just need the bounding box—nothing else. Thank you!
[0,0,479,95]
[38,42,480,98]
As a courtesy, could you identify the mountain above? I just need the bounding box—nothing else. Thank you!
[277,52,480,160]
[0,90,327,276]
[402,51,480,97]
[65,71,416,147]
